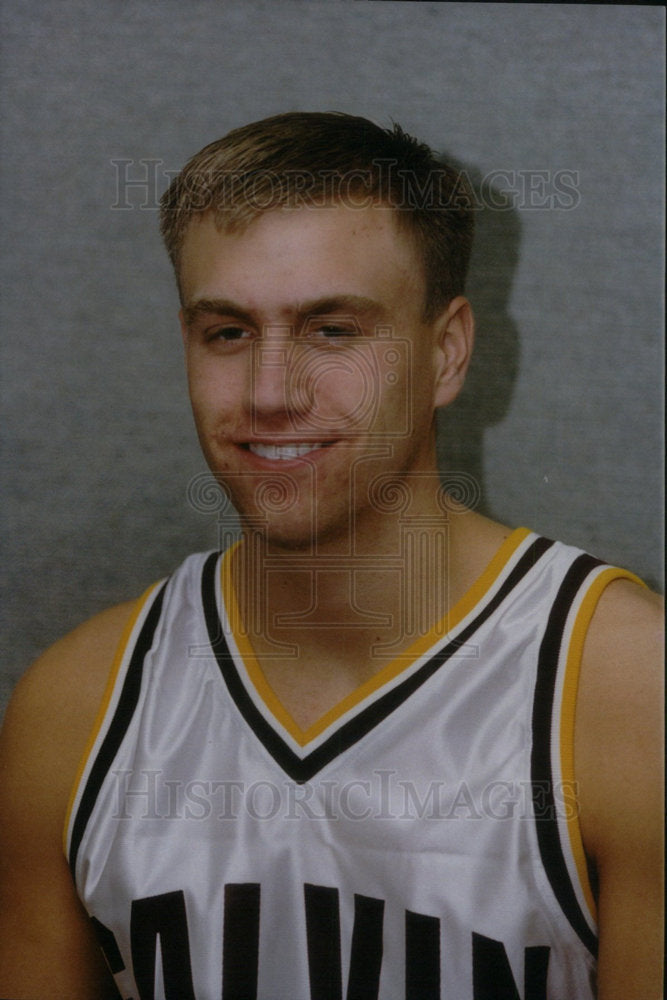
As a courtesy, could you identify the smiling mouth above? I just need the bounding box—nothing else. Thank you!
[245,442,333,461]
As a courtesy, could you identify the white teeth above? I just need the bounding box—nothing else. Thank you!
[248,442,327,460]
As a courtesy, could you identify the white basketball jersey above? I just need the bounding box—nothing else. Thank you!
[65,528,639,999]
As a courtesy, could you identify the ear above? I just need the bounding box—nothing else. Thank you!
[432,296,474,408]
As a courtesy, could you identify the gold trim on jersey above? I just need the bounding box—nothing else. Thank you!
[221,527,534,748]
[62,581,164,856]
[559,565,644,923]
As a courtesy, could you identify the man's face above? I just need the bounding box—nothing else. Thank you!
[179,204,450,551]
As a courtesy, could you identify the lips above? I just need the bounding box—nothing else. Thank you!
[246,442,331,461]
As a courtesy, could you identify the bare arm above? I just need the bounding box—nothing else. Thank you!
[576,579,664,1000]
[0,602,136,1000]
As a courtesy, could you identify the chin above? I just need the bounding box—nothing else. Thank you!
[237,506,353,554]
[241,524,319,554]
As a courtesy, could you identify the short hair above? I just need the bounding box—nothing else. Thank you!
[160,112,474,319]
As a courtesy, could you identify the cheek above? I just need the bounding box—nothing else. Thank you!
[310,351,421,437]
[315,358,378,428]
[187,355,241,417]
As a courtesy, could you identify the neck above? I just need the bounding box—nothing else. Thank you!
[228,502,510,730]
[232,496,471,666]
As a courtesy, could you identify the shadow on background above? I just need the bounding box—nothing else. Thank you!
[436,163,521,518]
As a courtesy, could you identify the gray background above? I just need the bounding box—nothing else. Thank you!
[1,2,664,713]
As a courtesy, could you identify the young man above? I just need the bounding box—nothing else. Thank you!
[0,113,662,999]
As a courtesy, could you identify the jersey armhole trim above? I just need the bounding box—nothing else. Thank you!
[560,565,645,925]
[62,580,165,857]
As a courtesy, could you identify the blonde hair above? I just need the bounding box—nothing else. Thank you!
[160,112,474,318]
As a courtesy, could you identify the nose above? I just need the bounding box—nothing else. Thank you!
[250,326,312,427]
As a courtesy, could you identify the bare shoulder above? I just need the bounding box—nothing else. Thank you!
[0,600,138,998]
[575,578,664,999]
[576,576,663,843]
[577,579,663,803]
[583,575,663,666]
[0,598,139,849]
[1,598,139,814]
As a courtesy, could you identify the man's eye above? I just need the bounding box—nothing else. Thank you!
[319,325,351,337]
[309,322,359,340]
[207,326,249,342]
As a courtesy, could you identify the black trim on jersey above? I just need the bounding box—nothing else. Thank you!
[531,552,602,957]
[68,581,168,877]
[202,536,554,784]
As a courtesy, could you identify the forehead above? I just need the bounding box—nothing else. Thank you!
[178,204,425,312]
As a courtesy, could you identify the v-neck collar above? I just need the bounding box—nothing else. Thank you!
[202,528,551,782]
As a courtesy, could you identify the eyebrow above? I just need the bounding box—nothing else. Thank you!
[182,298,253,327]
[182,295,386,327]
[297,295,385,319]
